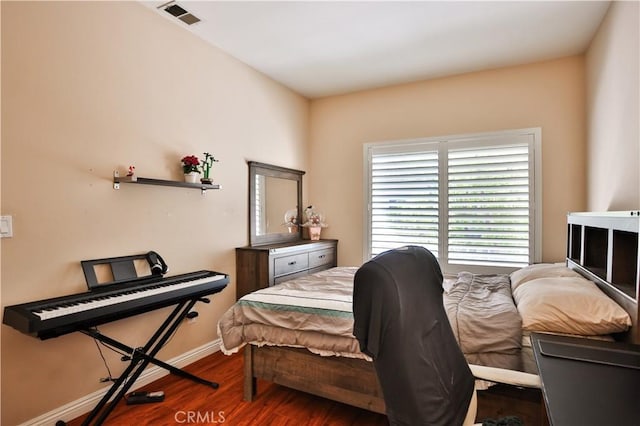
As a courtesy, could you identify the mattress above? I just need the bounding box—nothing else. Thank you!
[218,266,525,371]
[217,267,368,359]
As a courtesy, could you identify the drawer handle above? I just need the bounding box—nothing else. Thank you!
[288,261,297,266]
[318,255,326,259]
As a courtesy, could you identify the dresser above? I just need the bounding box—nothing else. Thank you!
[235,239,338,299]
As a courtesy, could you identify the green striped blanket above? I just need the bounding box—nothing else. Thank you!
[217,267,368,359]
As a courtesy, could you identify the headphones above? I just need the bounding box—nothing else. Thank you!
[146,251,169,275]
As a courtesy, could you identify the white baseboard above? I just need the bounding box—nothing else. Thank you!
[20,339,221,426]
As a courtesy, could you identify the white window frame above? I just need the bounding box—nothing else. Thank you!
[363,128,542,274]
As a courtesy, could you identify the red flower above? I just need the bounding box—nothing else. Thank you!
[181,155,200,166]
[181,155,201,173]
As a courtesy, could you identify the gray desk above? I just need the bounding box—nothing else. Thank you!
[531,332,640,426]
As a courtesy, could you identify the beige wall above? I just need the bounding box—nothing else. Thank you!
[3,1,637,424]
[586,0,640,210]
[0,2,308,424]
[309,57,587,267]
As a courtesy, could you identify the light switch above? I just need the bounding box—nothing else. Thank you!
[0,215,13,238]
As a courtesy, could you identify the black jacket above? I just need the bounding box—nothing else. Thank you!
[353,246,474,426]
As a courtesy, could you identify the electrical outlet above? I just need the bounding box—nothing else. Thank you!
[0,216,13,238]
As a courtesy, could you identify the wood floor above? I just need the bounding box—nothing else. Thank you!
[67,348,388,426]
[68,348,547,426]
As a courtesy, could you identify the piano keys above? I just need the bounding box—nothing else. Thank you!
[3,270,229,339]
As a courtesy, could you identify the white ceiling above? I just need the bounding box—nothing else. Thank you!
[141,1,611,99]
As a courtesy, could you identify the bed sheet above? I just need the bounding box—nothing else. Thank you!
[218,267,368,359]
[218,266,524,370]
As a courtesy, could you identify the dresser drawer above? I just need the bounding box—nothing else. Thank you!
[273,253,309,277]
[236,240,338,299]
[308,248,335,269]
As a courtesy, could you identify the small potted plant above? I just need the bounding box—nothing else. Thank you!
[200,152,219,184]
[181,155,201,183]
[301,205,328,240]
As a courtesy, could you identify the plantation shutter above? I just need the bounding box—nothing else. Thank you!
[365,128,539,272]
[370,148,439,257]
[447,143,531,268]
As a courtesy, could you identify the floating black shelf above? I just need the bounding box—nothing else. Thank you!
[113,171,220,194]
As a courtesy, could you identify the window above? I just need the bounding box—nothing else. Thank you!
[255,174,266,235]
[364,128,541,274]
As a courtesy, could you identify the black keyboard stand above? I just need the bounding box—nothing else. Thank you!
[79,297,218,426]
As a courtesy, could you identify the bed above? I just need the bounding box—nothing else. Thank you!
[217,213,637,416]
[217,265,632,414]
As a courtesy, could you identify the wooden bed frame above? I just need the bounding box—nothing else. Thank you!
[240,212,639,424]
[243,345,385,413]
[242,343,548,423]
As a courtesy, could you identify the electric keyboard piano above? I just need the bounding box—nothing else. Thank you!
[4,251,229,426]
[3,270,228,340]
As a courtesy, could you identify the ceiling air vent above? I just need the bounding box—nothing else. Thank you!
[159,1,201,25]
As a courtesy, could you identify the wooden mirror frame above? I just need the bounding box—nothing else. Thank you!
[249,161,305,246]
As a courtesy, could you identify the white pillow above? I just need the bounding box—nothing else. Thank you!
[513,276,631,335]
[510,263,581,291]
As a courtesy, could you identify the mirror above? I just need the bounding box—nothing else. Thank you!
[249,161,304,246]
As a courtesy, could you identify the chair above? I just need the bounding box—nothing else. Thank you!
[353,246,540,426]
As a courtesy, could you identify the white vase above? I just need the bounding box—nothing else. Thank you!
[184,172,199,183]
